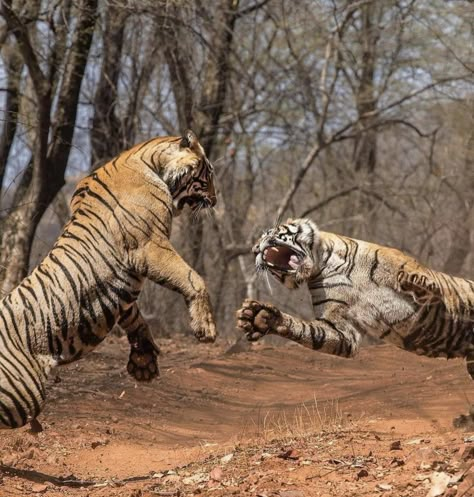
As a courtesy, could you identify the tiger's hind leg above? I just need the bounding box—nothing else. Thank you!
[453,353,474,430]
[118,303,160,382]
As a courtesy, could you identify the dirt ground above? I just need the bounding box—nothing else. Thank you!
[1,334,474,497]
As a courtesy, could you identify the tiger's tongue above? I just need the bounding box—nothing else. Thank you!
[288,255,300,269]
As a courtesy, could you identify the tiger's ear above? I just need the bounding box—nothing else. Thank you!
[180,129,199,150]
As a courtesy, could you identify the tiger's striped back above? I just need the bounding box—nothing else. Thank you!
[313,231,474,359]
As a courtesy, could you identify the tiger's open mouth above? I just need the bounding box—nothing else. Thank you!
[178,195,213,212]
[262,243,305,273]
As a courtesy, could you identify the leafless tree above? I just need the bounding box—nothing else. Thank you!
[0,0,98,293]
[0,0,472,336]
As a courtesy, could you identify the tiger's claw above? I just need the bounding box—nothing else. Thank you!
[397,270,442,305]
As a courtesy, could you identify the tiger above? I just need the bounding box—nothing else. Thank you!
[236,218,474,426]
[0,129,217,429]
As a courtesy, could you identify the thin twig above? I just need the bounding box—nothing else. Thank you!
[0,464,164,488]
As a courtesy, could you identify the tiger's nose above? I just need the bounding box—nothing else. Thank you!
[252,242,260,255]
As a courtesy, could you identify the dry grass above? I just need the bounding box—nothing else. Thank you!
[236,396,364,446]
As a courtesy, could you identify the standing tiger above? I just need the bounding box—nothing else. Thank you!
[236,218,474,425]
[0,130,217,429]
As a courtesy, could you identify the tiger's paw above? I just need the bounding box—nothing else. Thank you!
[191,294,217,343]
[127,337,160,382]
[194,324,217,343]
[193,314,217,343]
[236,299,284,341]
[397,271,442,305]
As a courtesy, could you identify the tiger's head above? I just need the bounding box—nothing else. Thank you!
[253,218,319,289]
[160,129,217,215]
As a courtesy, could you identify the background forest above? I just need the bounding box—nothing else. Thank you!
[0,0,473,342]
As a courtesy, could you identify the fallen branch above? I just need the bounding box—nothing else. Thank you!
[0,464,162,488]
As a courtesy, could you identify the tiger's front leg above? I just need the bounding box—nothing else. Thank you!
[236,299,360,358]
[118,303,160,382]
[136,240,217,343]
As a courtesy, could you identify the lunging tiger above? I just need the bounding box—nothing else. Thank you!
[0,130,217,429]
[236,218,474,425]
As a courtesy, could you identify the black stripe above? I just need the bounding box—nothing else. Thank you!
[0,362,42,419]
[2,298,24,345]
[149,191,173,219]
[312,298,349,307]
[369,249,380,282]
[0,314,46,400]
[49,253,80,301]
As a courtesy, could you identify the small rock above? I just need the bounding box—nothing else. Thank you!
[91,439,109,449]
[406,438,424,445]
[220,453,234,464]
[376,483,393,491]
[414,473,431,481]
[2,455,18,466]
[444,489,458,497]
[31,484,48,493]
[162,474,180,484]
[279,491,304,497]
[183,472,208,485]
[209,467,223,482]
[427,472,451,497]
[24,448,36,460]
[279,449,300,460]
[46,454,59,465]
[390,440,402,451]
[415,447,439,465]
[356,469,369,479]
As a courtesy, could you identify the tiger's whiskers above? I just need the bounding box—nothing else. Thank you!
[256,265,274,295]
[264,270,274,295]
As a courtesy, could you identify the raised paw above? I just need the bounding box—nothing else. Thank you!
[192,313,217,343]
[127,337,160,382]
[236,299,284,341]
[190,294,217,343]
[194,325,217,343]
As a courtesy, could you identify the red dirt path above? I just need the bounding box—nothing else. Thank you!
[0,335,473,496]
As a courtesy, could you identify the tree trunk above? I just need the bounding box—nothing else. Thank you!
[158,0,240,272]
[90,4,127,167]
[0,37,22,191]
[443,100,474,276]
[0,0,97,293]
[353,3,378,174]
